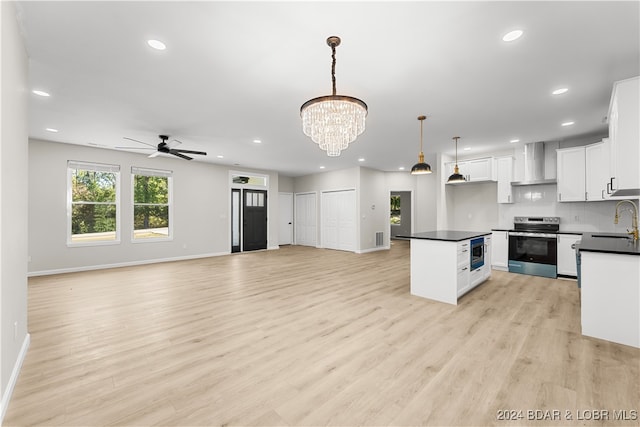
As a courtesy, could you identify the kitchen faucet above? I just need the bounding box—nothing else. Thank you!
[614,200,639,241]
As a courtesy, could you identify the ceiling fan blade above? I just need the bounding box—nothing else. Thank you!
[173,149,207,155]
[148,151,161,158]
[123,137,156,148]
[170,151,193,161]
[115,146,155,150]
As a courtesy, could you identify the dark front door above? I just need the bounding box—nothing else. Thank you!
[243,189,267,251]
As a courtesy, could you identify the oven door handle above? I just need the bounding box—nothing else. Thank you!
[508,232,558,238]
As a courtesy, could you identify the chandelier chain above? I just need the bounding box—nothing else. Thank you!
[331,44,337,96]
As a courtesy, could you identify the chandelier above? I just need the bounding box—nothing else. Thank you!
[410,116,432,175]
[301,36,368,157]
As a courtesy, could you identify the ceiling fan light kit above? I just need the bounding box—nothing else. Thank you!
[410,116,432,175]
[301,36,368,157]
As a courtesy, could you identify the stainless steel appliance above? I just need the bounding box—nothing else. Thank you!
[508,216,559,278]
[470,237,485,271]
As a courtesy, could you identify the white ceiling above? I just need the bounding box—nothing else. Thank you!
[16,1,640,177]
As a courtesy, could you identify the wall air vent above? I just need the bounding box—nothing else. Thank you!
[375,231,384,247]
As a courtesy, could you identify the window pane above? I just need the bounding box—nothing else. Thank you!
[72,170,116,202]
[257,193,264,207]
[133,205,169,239]
[133,175,168,204]
[71,204,117,242]
[390,195,401,225]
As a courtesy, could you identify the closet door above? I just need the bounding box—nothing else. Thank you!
[321,190,356,252]
[294,193,316,246]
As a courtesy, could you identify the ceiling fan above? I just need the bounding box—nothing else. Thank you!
[117,135,207,160]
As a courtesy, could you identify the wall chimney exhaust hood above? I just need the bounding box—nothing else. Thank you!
[511,142,557,186]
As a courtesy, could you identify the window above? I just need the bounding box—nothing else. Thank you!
[132,167,172,241]
[390,195,401,225]
[68,161,120,245]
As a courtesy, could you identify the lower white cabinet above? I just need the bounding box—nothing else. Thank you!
[557,234,581,277]
[491,230,508,270]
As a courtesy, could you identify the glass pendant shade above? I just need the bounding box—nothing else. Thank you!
[410,115,432,175]
[300,36,367,157]
[447,136,466,183]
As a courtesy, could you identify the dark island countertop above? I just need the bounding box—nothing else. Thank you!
[397,230,491,242]
[578,232,640,256]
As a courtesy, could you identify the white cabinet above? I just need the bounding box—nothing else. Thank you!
[556,146,586,202]
[495,156,514,203]
[585,140,610,201]
[483,235,492,281]
[608,76,640,195]
[557,234,581,277]
[456,241,470,297]
[491,230,508,270]
[445,158,495,183]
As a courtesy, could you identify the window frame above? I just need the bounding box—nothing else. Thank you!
[131,166,173,243]
[67,160,121,247]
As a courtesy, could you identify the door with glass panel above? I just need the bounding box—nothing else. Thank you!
[231,189,268,252]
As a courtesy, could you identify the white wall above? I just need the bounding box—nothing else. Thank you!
[0,1,30,421]
[278,175,293,193]
[29,139,280,274]
[358,167,389,251]
[449,182,499,231]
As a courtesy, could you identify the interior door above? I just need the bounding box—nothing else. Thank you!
[278,193,293,245]
[295,193,316,246]
[321,190,355,251]
[243,189,267,251]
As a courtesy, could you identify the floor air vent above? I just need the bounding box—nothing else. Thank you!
[375,231,384,247]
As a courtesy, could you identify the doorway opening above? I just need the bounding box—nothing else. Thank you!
[390,190,412,239]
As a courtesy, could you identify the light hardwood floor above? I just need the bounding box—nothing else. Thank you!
[4,240,639,426]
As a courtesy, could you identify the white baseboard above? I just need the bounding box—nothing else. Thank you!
[28,251,230,277]
[357,245,390,254]
[0,333,30,424]
[267,245,280,250]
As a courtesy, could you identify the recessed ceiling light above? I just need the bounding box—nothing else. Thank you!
[45,128,58,133]
[319,166,326,169]
[253,139,262,144]
[510,139,520,143]
[552,88,569,95]
[398,167,405,171]
[147,39,166,50]
[32,90,50,97]
[561,121,575,127]
[216,155,224,159]
[463,147,472,151]
[502,30,523,42]
[358,158,365,162]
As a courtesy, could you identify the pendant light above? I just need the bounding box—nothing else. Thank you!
[300,36,368,157]
[410,116,432,175]
[447,136,466,183]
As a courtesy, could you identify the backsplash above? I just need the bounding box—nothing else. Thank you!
[497,184,638,233]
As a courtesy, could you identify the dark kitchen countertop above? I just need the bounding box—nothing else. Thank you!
[578,232,640,256]
[397,230,491,242]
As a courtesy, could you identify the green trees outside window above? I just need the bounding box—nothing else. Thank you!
[70,167,119,243]
[390,195,401,225]
[133,172,171,239]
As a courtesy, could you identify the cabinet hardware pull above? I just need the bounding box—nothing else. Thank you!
[602,189,605,199]
[606,182,612,194]
[585,191,588,200]
[611,177,616,191]
[559,193,562,201]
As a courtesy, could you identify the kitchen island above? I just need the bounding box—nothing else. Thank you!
[398,230,492,305]
[579,233,639,348]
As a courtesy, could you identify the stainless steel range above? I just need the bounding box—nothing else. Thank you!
[508,216,559,278]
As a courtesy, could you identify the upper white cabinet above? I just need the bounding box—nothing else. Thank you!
[445,157,495,184]
[495,156,514,203]
[556,146,586,202]
[608,76,640,196]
